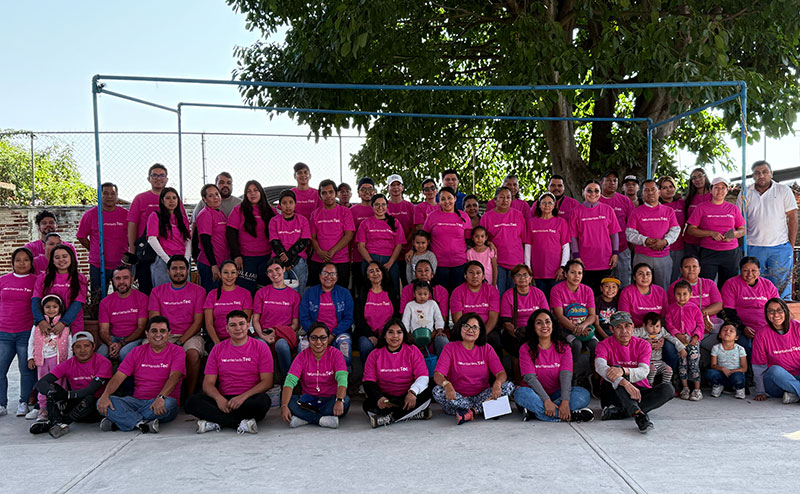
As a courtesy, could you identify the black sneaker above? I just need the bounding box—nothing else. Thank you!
[137,419,159,434]
[633,411,654,434]
[520,407,531,422]
[570,407,595,423]
[48,423,70,439]
[29,421,51,435]
[600,405,622,421]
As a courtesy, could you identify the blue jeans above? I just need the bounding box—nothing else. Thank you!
[238,255,269,296]
[663,340,679,371]
[496,266,512,297]
[358,336,376,370]
[749,243,793,300]
[150,257,171,288]
[101,395,179,431]
[763,365,800,398]
[614,248,632,287]
[704,369,746,390]
[435,264,466,293]
[513,386,591,422]
[196,261,216,293]
[89,264,113,297]
[274,338,292,375]
[286,258,309,300]
[363,255,400,293]
[287,394,351,425]
[333,334,352,370]
[534,278,558,303]
[0,330,36,407]
[434,335,449,356]
[97,336,142,362]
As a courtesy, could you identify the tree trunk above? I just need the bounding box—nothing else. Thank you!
[543,92,592,198]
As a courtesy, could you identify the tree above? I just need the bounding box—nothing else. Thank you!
[0,132,97,206]
[228,0,800,199]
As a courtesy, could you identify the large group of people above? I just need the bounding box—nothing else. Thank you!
[0,159,798,439]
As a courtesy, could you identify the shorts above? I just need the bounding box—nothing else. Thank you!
[168,334,206,356]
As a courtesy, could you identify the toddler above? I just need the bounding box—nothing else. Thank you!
[402,280,445,343]
[633,311,685,386]
[706,322,747,399]
[27,294,72,421]
[466,226,497,286]
[406,230,438,284]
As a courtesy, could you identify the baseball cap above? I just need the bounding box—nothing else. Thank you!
[72,331,95,346]
[623,175,639,185]
[711,177,729,186]
[609,311,633,327]
[386,174,403,186]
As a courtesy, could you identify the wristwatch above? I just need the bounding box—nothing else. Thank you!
[441,380,451,388]
[335,397,345,403]
[157,394,167,400]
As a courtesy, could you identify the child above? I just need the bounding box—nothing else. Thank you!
[466,226,497,286]
[706,322,748,399]
[406,230,438,284]
[402,280,445,343]
[27,294,72,422]
[665,281,705,401]
[633,312,685,386]
[595,277,620,339]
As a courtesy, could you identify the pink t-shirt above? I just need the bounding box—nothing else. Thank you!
[310,205,355,263]
[627,204,679,258]
[400,284,449,320]
[599,192,633,247]
[480,208,527,269]
[288,346,347,396]
[486,198,531,219]
[355,217,406,257]
[753,319,800,374]
[595,336,652,388]
[290,187,322,220]
[667,277,722,309]
[128,190,161,238]
[413,201,438,226]
[34,272,88,334]
[119,342,186,400]
[662,199,686,250]
[549,282,596,312]
[450,283,500,322]
[269,214,312,259]
[0,273,35,333]
[435,342,503,396]
[33,256,48,274]
[253,285,301,328]
[664,302,705,340]
[317,292,338,330]
[465,247,495,285]
[363,344,428,396]
[721,276,779,333]
[195,207,230,266]
[423,209,472,267]
[98,289,149,338]
[684,192,711,246]
[387,199,416,239]
[569,203,621,271]
[500,287,549,328]
[618,284,668,327]
[227,203,272,257]
[349,204,374,263]
[532,196,580,219]
[686,201,744,251]
[148,282,206,335]
[203,286,254,340]
[205,337,273,395]
[518,342,572,394]
[51,353,113,398]
[146,212,188,256]
[527,216,569,279]
[77,206,129,269]
[364,290,395,333]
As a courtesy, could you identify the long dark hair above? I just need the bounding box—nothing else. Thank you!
[765,297,791,333]
[525,309,568,364]
[242,180,275,238]
[376,318,414,348]
[215,259,238,301]
[438,187,467,222]
[157,187,190,241]
[684,167,711,220]
[370,194,397,231]
[44,245,81,304]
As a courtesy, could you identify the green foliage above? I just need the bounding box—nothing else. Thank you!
[228,0,800,197]
[0,133,96,206]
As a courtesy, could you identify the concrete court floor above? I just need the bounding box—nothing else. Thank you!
[2,358,800,494]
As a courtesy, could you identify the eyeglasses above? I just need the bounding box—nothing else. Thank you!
[514,273,531,279]
[309,334,329,342]
[359,187,375,193]
[691,174,705,180]
[422,186,436,192]
[462,324,480,333]
[150,173,167,179]
[321,271,338,278]
[766,309,784,315]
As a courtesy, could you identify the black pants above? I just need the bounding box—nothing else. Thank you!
[48,396,102,425]
[501,328,525,357]
[699,247,741,288]
[136,259,154,295]
[599,379,673,417]
[308,261,351,289]
[184,392,271,429]
[487,330,504,362]
[362,387,433,420]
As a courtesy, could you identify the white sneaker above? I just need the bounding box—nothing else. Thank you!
[289,416,309,428]
[782,392,800,404]
[735,388,746,399]
[0,406,7,417]
[318,416,339,429]
[679,387,691,400]
[25,408,39,420]
[16,402,29,416]
[196,420,221,434]
[236,418,258,435]
[711,385,723,398]
[689,389,703,401]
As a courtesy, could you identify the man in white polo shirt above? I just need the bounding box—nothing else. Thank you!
[736,160,797,299]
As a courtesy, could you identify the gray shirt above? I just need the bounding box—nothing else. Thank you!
[192,195,242,219]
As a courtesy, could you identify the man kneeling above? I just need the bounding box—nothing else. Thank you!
[185,310,273,434]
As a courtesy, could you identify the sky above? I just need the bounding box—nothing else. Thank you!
[2,1,799,202]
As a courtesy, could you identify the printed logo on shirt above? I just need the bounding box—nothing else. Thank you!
[3,287,32,293]
[262,300,292,308]
[579,215,608,223]
[278,228,303,235]
[457,360,486,366]
[110,308,139,317]
[307,370,334,377]
[706,214,734,219]
[220,357,252,363]
[490,222,520,228]
[742,296,768,302]
[529,228,558,234]
[103,221,126,227]
[315,218,342,224]
[141,363,170,369]
[535,363,560,370]
[163,299,193,306]
[380,366,410,373]
[463,303,489,310]
[640,217,668,222]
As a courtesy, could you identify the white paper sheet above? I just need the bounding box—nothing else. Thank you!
[482,395,512,419]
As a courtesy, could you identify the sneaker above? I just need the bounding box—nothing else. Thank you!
[36,409,49,422]
[455,408,474,425]
[421,407,433,420]
[520,407,531,422]
[633,411,654,434]
[782,392,800,404]
[601,405,623,421]
[25,408,40,420]
[0,406,7,416]
[570,407,595,423]
[369,413,393,428]
[679,387,691,400]
[99,417,116,431]
[137,419,159,434]
[357,384,365,396]
[196,420,221,434]
[236,418,258,435]
[318,416,339,429]
[15,402,28,417]
[48,423,70,439]
[711,385,723,398]
[735,388,746,400]
[289,416,309,428]
[689,389,703,401]
[29,421,51,435]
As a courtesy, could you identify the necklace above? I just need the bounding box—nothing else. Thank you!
[315,355,321,393]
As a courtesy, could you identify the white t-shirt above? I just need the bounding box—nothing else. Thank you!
[711,343,747,370]
[736,181,797,247]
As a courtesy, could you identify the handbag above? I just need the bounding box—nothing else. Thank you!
[134,232,156,264]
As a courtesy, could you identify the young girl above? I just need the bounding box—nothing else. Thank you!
[402,280,445,343]
[466,226,497,286]
[706,322,748,399]
[595,277,620,339]
[27,294,72,421]
[665,281,705,401]
[633,312,685,386]
[406,230,438,284]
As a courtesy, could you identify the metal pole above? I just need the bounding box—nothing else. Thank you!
[647,126,653,178]
[201,132,207,185]
[472,143,476,194]
[92,76,107,297]
[339,134,343,183]
[29,133,35,205]
[740,83,748,256]
[177,107,183,199]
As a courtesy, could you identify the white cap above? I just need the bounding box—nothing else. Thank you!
[711,176,729,186]
[71,331,95,346]
[386,174,403,186]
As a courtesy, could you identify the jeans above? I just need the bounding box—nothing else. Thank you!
[274,338,293,376]
[286,258,309,300]
[0,330,36,407]
[614,248,632,287]
[333,334,352,370]
[669,249,684,285]
[513,386,591,422]
[534,279,558,303]
[196,261,216,293]
[101,395,179,431]
[358,336,376,371]
[89,264,113,297]
[749,243,793,300]
[763,365,800,398]
[599,379,674,417]
[700,247,741,288]
[238,255,269,296]
[97,336,142,362]
[185,392,271,429]
[704,369,746,390]
[287,394,351,425]
[363,255,400,294]
[633,253,672,292]
[434,264,466,294]
[496,266,512,297]
[662,340,679,371]
[150,257,171,288]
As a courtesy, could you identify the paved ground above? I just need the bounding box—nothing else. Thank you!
[2,358,799,494]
